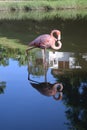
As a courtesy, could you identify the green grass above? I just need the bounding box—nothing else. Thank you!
[0,8,87,20]
[0,37,27,50]
[0,0,87,11]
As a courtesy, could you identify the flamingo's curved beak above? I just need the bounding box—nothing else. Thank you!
[58,34,61,41]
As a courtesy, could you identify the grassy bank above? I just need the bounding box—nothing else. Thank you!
[0,0,87,11]
[0,9,87,20]
[0,37,27,50]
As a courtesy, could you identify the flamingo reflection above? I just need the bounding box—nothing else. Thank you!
[29,80,63,101]
[27,51,63,101]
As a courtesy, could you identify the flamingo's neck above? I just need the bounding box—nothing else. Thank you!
[50,30,60,37]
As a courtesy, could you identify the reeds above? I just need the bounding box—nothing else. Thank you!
[0,9,87,20]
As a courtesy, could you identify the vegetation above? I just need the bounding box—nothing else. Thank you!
[0,45,27,66]
[0,0,87,11]
[0,9,87,21]
[0,37,27,50]
[0,81,6,94]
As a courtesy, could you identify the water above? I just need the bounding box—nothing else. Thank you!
[0,57,67,130]
[0,10,87,130]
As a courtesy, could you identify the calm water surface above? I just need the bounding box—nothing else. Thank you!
[0,11,87,130]
[0,57,67,130]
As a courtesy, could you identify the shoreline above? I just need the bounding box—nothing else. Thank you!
[0,1,87,11]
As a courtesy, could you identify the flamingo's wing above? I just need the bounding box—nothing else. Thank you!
[33,34,51,48]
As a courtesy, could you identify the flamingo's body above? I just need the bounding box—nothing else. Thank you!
[26,30,62,52]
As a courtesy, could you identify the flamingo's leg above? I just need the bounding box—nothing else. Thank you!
[26,46,36,55]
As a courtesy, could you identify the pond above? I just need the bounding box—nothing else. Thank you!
[0,10,87,130]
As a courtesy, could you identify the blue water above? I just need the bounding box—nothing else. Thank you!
[0,59,67,130]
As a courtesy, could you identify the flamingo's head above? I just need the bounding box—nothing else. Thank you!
[51,29,61,41]
[56,30,61,41]
[50,30,62,50]
[52,83,63,101]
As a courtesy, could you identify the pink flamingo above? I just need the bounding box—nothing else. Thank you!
[26,29,62,53]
